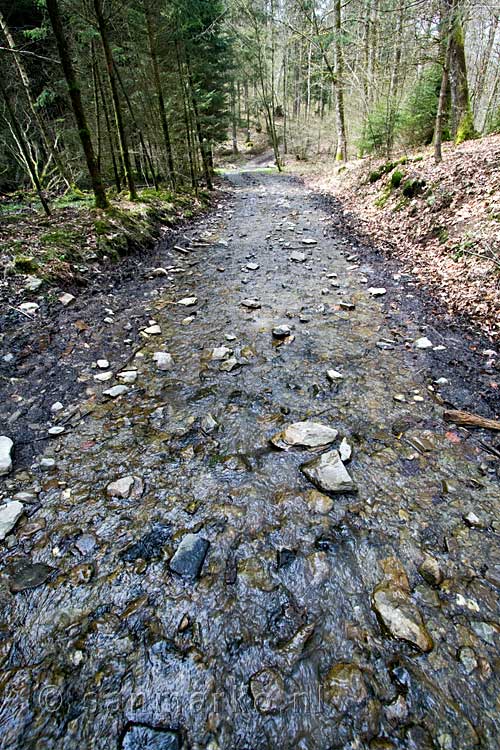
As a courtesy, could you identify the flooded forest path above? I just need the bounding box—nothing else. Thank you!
[1,172,499,749]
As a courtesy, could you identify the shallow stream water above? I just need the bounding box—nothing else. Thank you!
[0,172,499,749]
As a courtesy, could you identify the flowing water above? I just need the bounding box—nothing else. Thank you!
[1,172,499,749]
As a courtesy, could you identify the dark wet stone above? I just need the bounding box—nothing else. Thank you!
[277,548,296,569]
[120,523,171,563]
[169,533,209,579]
[8,562,55,593]
[120,723,180,750]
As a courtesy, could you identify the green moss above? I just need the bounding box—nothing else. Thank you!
[390,170,404,188]
[455,111,477,145]
[375,185,392,208]
[14,255,39,273]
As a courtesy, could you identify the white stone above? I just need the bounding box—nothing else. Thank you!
[59,292,75,306]
[106,476,135,498]
[97,359,109,369]
[435,377,449,385]
[339,437,352,462]
[368,287,387,297]
[300,449,355,493]
[103,385,129,398]
[48,426,65,436]
[271,422,339,451]
[144,324,162,335]
[151,267,169,277]
[212,346,232,361]
[178,296,198,306]
[0,436,14,476]
[94,372,113,382]
[290,251,306,262]
[0,501,24,540]
[40,457,56,470]
[116,370,138,384]
[327,369,344,382]
[415,337,433,349]
[153,352,173,371]
[241,298,261,309]
[19,302,39,314]
[50,402,64,413]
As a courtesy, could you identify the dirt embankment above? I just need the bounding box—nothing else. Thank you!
[294,135,500,342]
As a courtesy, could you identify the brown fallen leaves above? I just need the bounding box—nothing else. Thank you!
[298,134,500,342]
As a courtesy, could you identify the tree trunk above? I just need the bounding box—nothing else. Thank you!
[231,81,238,154]
[447,0,475,142]
[93,0,137,200]
[95,62,121,192]
[434,12,453,163]
[184,49,213,190]
[333,0,347,161]
[143,1,176,190]
[45,0,108,208]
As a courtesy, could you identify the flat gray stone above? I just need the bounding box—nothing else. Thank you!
[153,352,173,371]
[271,422,338,451]
[169,533,209,579]
[0,500,24,540]
[300,449,355,493]
[103,385,129,398]
[121,725,180,750]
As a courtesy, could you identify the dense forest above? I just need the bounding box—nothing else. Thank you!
[0,0,499,209]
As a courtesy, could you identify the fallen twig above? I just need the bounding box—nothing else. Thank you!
[444,409,500,432]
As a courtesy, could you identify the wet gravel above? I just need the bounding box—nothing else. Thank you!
[0,172,499,749]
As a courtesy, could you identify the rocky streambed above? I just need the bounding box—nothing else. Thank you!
[0,172,499,749]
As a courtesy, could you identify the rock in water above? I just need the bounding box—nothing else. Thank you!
[272,325,292,339]
[0,436,14,475]
[103,385,129,398]
[153,352,173,371]
[177,296,197,306]
[414,336,433,349]
[106,476,143,499]
[249,668,286,714]
[372,558,433,652]
[120,724,180,750]
[169,533,209,579]
[9,562,55,593]
[323,662,367,710]
[211,346,232,360]
[367,287,386,297]
[271,421,338,451]
[241,298,261,309]
[300,450,355,493]
[0,500,24,540]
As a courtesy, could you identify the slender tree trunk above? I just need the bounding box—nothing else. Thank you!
[93,0,137,200]
[0,79,51,214]
[175,42,197,190]
[434,12,453,163]
[45,0,108,208]
[91,42,102,170]
[113,62,159,190]
[231,81,238,154]
[184,49,213,190]
[95,62,121,192]
[143,1,176,189]
[0,9,72,189]
[333,0,347,161]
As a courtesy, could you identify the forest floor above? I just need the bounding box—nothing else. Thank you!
[291,134,500,342]
[0,169,499,748]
